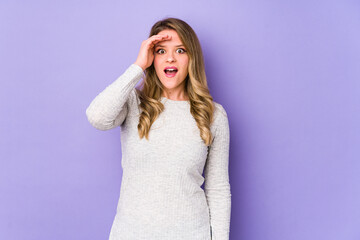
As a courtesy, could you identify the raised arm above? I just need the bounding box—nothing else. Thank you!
[86,33,173,131]
[85,63,144,130]
[204,104,232,240]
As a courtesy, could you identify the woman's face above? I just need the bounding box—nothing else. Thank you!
[153,29,189,95]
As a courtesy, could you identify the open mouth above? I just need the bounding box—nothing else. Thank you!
[164,66,178,78]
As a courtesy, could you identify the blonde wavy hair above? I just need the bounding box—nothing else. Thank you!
[136,17,215,146]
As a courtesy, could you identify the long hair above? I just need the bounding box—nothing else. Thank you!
[136,17,215,146]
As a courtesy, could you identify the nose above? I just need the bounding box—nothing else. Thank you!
[166,52,176,63]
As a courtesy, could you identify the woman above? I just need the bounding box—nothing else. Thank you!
[86,17,231,240]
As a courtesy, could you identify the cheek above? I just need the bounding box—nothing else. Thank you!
[181,56,189,66]
[180,59,189,74]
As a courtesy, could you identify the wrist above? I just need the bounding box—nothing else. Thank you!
[134,62,145,71]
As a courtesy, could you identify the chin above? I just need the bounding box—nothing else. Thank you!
[158,72,187,89]
[161,81,180,89]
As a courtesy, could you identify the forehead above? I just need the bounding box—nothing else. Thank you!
[155,29,183,47]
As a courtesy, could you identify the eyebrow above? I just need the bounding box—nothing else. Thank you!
[155,44,184,47]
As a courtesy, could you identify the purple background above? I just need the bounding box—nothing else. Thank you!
[1,1,359,239]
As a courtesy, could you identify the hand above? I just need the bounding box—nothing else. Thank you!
[134,34,172,71]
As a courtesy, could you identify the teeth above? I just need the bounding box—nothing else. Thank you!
[166,69,176,72]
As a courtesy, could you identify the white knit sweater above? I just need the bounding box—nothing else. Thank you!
[86,64,231,240]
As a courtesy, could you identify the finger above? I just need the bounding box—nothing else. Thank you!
[151,34,171,40]
[150,35,171,45]
[149,35,165,40]
[154,34,170,38]
[146,37,165,46]
[147,35,171,49]
[150,36,169,43]
[148,39,167,48]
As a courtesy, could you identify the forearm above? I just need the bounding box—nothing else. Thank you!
[86,63,144,130]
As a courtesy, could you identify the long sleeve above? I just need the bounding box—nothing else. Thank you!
[204,105,232,240]
[85,63,144,130]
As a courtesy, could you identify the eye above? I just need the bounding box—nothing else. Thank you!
[156,49,165,54]
[177,48,186,54]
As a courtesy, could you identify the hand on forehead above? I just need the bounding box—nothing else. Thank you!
[155,32,183,48]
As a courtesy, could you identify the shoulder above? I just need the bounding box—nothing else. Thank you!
[212,101,229,124]
[211,101,230,134]
[126,88,138,106]
[209,101,230,145]
[122,87,142,117]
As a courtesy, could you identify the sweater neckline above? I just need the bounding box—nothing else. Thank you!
[161,96,190,104]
